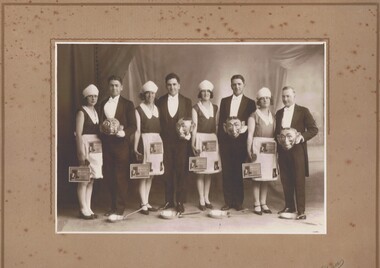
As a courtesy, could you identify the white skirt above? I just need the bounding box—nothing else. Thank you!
[251,137,278,181]
[141,133,165,176]
[194,133,222,174]
[82,134,103,179]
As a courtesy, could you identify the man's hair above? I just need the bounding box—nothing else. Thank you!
[165,73,180,84]
[231,74,245,84]
[282,86,295,93]
[108,75,123,84]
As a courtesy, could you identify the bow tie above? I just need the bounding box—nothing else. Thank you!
[284,107,291,111]
[108,97,118,103]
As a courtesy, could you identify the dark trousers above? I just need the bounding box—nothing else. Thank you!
[219,135,247,207]
[162,139,189,204]
[278,144,306,213]
[103,141,130,214]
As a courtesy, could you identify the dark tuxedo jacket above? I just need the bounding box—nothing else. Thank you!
[275,104,318,176]
[156,93,192,141]
[99,96,137,145]
[217,94,256,141]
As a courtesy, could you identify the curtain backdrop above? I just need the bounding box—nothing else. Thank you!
[57,44,324,206]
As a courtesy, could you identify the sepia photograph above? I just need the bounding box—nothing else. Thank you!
[56,42,326,234]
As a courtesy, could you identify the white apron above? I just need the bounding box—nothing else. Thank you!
[251,137,278,181]
[141,133,164,176]
[81,134,103,179]
[194,133,222,174]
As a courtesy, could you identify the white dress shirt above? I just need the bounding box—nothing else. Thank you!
[229,94,243,117]
[104,95,120,119]
[281,104,295,128]
[168,94,179,118]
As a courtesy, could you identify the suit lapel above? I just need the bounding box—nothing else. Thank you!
[225,96,232,117]
[237,95,247,119]
[161,94,169,122]
[114,96,123,120]
[290,104,300,128]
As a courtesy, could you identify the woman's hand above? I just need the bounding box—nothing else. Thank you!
[192,145,200,156]
[247,147,257,162]
[134,150,143,161]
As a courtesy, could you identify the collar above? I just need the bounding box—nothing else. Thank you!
[168,94,179,101]
[232,94,243,101]
[108,95,120,103]
[284,103,295,111]
[140,103,159,119]
[197,101,214,119]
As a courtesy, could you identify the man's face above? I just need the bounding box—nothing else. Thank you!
[231,78,245,96]
[109,80,123,97]
[282,88,295,107]
[166,78,180,96]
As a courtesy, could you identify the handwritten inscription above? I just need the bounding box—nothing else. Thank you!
[321,259,344,268]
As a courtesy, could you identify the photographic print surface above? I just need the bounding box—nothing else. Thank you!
[56,42,326,234]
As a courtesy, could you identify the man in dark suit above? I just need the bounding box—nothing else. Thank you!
[275,86,318,220]
[217,74,256,211]
[99,75,137,216]
[156,73,192,213]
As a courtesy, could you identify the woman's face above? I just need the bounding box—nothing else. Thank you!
[144,91,156,104]
[86,95,98,106]
[258,96,271,108]
[200,90,211,101]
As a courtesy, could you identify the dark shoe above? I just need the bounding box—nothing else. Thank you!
[221,204,231,211]
[140,205,149,215]
[91,213,98,219]
[104,209,117,216]
[253,205,262,215]
[147,204,158,212]
[160,202,175,210]
[79,211,93,220]
[205,203,213,209]
[176,203,185,213]
[261,204,272,214]
[277,207,296,214]
[198,203,206,211]
[296,213,306,220]
[234,204,244,211]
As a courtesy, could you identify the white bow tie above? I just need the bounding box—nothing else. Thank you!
[108,97,118,103]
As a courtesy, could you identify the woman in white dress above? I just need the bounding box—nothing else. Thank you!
[134,81,164,215]
[191,80,222,211]
[247,87,278,215]
[75,84,103,219]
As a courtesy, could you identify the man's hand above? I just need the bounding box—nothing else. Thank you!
[295,132,304,144]
[116,130,125,138]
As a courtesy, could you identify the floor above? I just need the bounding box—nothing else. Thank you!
[57,145,325,234]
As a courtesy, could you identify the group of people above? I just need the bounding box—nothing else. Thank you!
[74,72,318,221]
